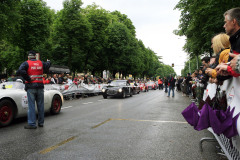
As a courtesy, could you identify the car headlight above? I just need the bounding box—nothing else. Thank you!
[102,89,106,92]
[118,88,122,92]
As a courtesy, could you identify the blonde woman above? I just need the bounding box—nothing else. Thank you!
[205,33,230,79]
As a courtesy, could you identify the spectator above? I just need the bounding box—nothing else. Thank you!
[186,73,192,97]
[51,74,58,84]
[216,8,240,76]
[43,74,50,84]
[67,75,73,85]
[205,33,230,80]
[164,77,168,93]
[58,73,65,84]
[167,74,176,97]
[83,74,89,84]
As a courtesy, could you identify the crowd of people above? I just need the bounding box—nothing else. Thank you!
[171,8,240,107]
[0,73,111,85]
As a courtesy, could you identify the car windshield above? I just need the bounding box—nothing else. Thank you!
[0,81,25,90]
[147,81,155,85]
[110,80,126,86]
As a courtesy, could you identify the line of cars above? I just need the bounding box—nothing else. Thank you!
[0,79,158,127]
[101,80,158,99]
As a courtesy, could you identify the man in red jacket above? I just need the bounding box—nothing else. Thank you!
[17,51,51,129]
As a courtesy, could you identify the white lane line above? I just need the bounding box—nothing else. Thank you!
[83,102,93,105]
[62,106,73,110]
[62,100,102,109]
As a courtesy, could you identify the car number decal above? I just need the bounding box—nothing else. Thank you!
[5,85,13,89]
[22,95,28,109]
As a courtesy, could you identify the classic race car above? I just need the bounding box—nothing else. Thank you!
[0,80,64,127]
[130,82,141,94]
[102,80,133,99]
[146,81,157,90]
[139,82,149,92]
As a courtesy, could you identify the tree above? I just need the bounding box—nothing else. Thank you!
[0,0,20,41]
[181,56,201,76]
[13,0,53,61]
[51,0,93,72]
[0,41,22,75]
[174,0,240,58]
[82,4,112,75]
[105,21,132,77]
[156,64,176,78]
[111,10,136,36]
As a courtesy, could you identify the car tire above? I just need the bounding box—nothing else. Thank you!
[103,95,107,99]
[50,95,62,115]
[0,100,14,127]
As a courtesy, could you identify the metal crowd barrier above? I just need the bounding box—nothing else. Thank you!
[44,83,107,99]
[200,77,240,159]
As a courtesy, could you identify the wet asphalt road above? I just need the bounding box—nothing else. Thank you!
[0,89,226,160]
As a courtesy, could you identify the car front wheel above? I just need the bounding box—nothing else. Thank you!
[0,100,14,127]
[51,95,62,114]
[103,95,107,99]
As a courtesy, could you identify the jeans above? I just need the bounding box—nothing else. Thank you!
[168,86,175,97]
[165,85,168,93]
[27,88,44,126]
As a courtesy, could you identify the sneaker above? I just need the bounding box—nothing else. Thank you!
[167,96,169,97]
[38,124,44,127]
[24,125,37,129]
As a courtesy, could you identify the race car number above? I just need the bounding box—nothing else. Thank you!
[5,85,13,89]
[22,95,28,109]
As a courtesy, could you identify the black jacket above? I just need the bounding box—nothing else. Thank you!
[168,77,176,87]
[230,29,240,54]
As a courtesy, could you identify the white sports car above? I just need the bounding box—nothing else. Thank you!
[0,80,64,127]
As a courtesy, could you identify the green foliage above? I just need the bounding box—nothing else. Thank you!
[174,0,240,57]
[0,0,21,41]
[1,0,165,79]
[111,10,136,36]
[0,40,22,75]
[82,4,111,74]
[181,56,201,76]
[156,64,176,78]
[12,0,53,61]
[51,0,93,72]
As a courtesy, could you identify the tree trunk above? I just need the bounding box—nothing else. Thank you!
[83,50,90,74]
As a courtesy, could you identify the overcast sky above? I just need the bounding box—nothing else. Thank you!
[44,0,187,75]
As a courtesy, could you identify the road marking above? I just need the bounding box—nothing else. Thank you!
[91,118,187,129]
[91,118,112,129]
[62,106,73,110]
[82,102,93,105]
[39,136,77,154]
[112,118,188,124]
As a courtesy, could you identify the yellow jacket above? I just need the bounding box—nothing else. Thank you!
[211,49,230,78]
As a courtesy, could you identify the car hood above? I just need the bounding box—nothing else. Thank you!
[0,89,24,98]
[104,85,121,89]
